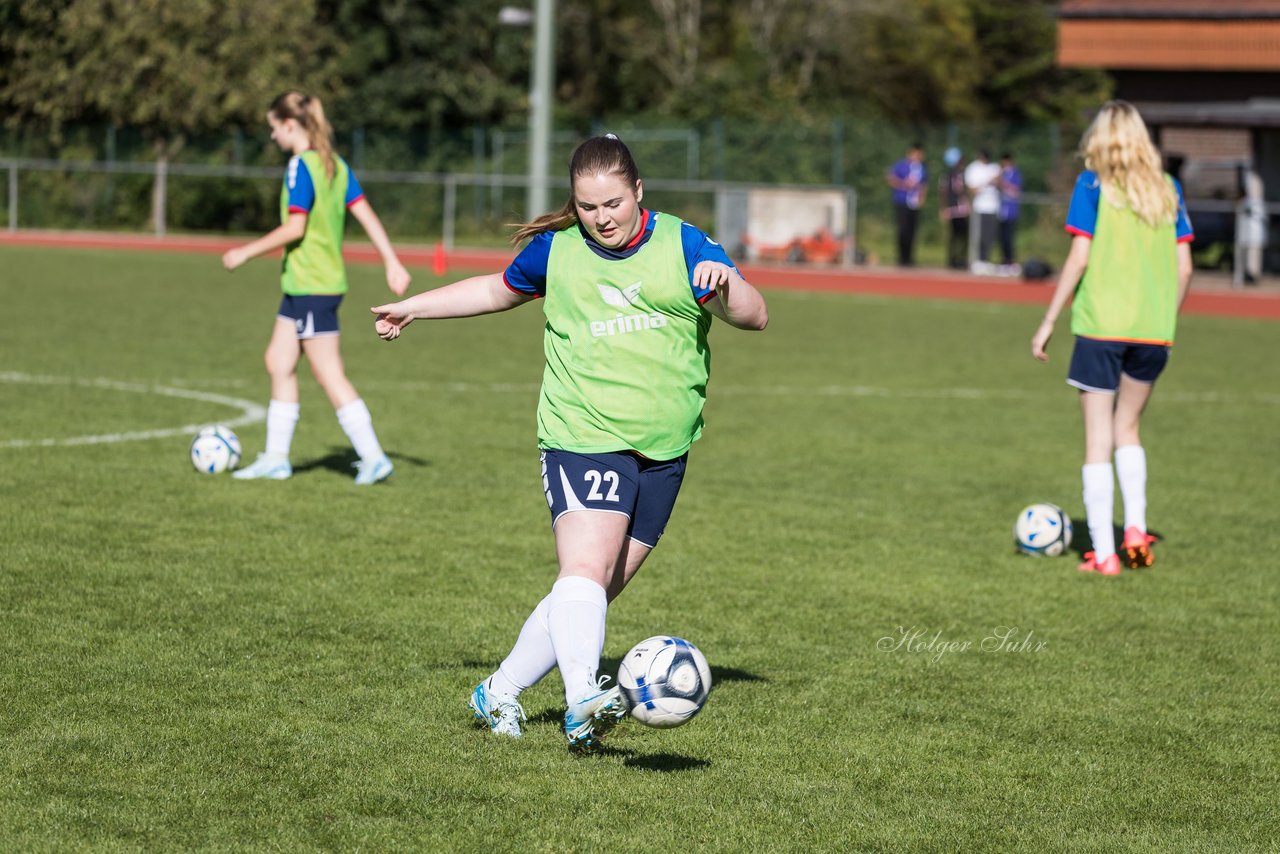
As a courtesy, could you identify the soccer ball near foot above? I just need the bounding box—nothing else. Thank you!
[1014,502,1072,557]
[617,635,712,728]
[190,425,242,474]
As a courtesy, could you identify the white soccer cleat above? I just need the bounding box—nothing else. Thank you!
[564,675,627,753]
[231,453,292,480]
[353,455,393,486]
[469,681,526,738]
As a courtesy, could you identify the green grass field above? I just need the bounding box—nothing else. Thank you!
[1,245,1277,851]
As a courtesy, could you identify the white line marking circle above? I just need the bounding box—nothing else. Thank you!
[0,372,266,449]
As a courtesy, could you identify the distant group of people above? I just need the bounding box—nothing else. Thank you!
[888,144,1022,272]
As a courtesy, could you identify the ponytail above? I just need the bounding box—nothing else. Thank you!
[269,90,337,183]
[510,134,641,246]
[510,197,577,246]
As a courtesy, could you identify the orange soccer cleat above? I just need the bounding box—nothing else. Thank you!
[1122,527,1159,569]
[1078,551,1122,576]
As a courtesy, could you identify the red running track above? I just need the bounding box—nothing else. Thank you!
[3,229,1278,320]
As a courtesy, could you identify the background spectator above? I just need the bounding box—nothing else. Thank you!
[887,143,927,266]
[965,148,1001,270]
[1237,164,1267,285]
[997,151,1023,273]
[939,147,970,270]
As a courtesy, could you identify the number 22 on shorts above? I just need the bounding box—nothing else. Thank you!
[583,469,620,502]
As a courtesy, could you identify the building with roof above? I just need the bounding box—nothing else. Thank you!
[1058,0,1280,270]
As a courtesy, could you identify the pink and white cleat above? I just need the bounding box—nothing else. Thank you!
[1078,551,1122,576]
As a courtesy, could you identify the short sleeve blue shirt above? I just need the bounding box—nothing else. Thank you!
[503,210,736,305]
[889,159,926,209]
[998,166,1022,221]
[1065,170,1193,242]
[286,154,366,214]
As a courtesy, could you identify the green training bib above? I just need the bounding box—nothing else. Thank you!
[537,213,712,459]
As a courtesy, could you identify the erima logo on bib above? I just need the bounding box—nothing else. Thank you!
[589,281,668,338]
[597,282,643,307]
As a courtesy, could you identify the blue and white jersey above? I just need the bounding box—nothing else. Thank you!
[1065,170,1194,242]
[503,209,735,305]
[285,153,366,215]
[889,159,926,210]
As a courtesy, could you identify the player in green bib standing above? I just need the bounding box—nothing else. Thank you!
[371,135,769,750]
[1031,101,1194,575]
[222,90,410,484]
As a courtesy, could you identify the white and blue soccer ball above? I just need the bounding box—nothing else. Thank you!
[1014,502,1073,557]
[617,635,712,728]
[189,425,241,474]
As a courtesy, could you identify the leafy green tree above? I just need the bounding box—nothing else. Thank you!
[322,0,528,130]
[0,0,1110,188]
[548,0,1101,126]
[967,0,1110,124]
[0,0,341,229]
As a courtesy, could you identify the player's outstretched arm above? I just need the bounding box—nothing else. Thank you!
[1031,235,1091,362]
[371,273,530,340]
[1176,242,1193,310]
[697,261,768,331]
[221,213,308,271]
[348,198,411,296]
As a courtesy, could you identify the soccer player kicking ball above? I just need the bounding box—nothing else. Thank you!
[372,135,768,750]
[1032,101,1194,575]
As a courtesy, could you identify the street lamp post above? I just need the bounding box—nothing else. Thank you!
[527,0,555,219]
[498,3,556,220]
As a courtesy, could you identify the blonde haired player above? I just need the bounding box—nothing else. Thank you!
[222,90,410,484]
[1031,101,1194,575]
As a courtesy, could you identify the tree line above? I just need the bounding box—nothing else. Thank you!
[2,0,1109,142]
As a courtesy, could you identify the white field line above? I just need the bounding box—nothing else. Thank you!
[0,372,266,448]
[3,371,1273,451]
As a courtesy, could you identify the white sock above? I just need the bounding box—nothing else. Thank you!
[1082,462,1116,560]
[336,399,384,462]
[546,576,607,705]
[1115,445,1147,532]
[264,399,300,458]
[488,595,557,698]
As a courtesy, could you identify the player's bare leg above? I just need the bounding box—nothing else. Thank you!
[236,318,300,480]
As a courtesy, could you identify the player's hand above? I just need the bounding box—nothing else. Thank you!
[371,302,414,341]
[1031,320,1053,362]
[386,262,411,297]
[221,248,248,271]
[693,261,732,295]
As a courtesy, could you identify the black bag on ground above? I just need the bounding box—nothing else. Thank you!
[1021,258,1053,281]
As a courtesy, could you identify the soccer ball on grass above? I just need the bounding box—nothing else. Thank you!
[190,425,241,474]
[617,635,712,728]
[1013,502,1072,557]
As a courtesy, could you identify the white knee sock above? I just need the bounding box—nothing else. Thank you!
[336,399,384,462]
[488,595,557,699]
[1114,445,1147,532]
[546,576,607,705]
[265,399,300,458]
[1082,462,1116,560]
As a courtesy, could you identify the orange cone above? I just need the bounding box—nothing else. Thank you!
[432,242,448,276]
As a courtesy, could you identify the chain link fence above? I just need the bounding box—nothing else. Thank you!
[2,120,1274,285]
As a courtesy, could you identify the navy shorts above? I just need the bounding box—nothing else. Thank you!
[540,449,688,548]
[277,294,343,339]
[1067,336,1170,393]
